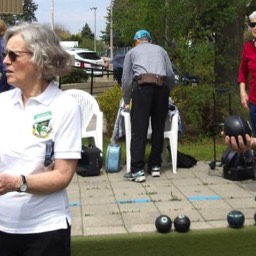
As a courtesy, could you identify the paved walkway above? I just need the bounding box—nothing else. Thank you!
[67,161,256,237]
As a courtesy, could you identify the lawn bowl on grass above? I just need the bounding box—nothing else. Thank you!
[227,210,245,228]
[174,215,191,233]
[155,215,172,233]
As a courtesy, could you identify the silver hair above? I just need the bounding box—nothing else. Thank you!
[4,22,72,81]
[249,11,256,21]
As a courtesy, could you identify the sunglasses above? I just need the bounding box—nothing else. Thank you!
[2,50,32,62]
[249,22,256,28]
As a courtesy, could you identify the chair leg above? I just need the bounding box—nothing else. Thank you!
[121,112,131,173]
[126,137,131,173]
[169,137,177,174]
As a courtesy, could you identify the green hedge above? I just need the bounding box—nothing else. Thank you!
[98,84,248,139]
[98,85,122,137]
[60,68,88,84]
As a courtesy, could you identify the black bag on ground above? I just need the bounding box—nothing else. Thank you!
[221,148,256,181]
[167,146,197,168]
[77,145,103,177]
[177,151,197,168]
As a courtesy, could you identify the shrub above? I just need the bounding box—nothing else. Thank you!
[172,84,248,136]
[97,85,122,137]
[60,68,88,84]
[97,84,248,140]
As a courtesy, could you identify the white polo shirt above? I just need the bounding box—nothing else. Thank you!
[0,82,82,234]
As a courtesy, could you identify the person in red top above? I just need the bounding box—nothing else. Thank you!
[238,11,256,136]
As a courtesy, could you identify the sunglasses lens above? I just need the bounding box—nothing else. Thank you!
[249,22,256,28]
[8,51,17,61]
[3,50,31,61]
[3,51,17,61]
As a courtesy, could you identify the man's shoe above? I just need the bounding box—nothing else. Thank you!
[124,170,146,182]
[151,166,161,177]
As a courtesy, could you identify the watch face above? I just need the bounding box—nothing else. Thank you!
[20,184,27,192]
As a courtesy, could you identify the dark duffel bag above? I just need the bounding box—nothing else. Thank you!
[167,146,197,168]
[221,148,256,181]
[177,151,197,168]
[77,145,103,177]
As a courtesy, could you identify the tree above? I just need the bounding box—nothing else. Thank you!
[53,23,72,40]
[20,0,38,22]
[81,23,94,39]
[1,0,38,26]
[212,1,246,86]
[110,0,250,86]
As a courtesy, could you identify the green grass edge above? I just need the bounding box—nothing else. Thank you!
[72,226,256,256]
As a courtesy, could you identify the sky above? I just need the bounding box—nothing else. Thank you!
[33,0,111,37]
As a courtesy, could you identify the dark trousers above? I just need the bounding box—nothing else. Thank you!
[130,82,170,173]
[249,102,256,137]
[0,225,71,256]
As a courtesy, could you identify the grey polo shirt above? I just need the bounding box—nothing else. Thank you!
[121,42,175,104]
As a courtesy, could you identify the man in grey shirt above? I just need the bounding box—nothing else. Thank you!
[122,29,175,182]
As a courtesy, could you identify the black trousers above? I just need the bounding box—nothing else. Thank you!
[0,225,71,256]
[130,82,170,173]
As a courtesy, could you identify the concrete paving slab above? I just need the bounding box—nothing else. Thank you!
[225,197,255,209]
[68,161,256,237]
[83,226,128,236]
[209,183,253,198]
[83,214,124,228]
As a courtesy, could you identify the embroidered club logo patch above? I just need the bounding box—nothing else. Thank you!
[32,111,52,138]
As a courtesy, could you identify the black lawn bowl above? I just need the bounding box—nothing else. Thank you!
[224,115,251,144]
[227,210,245,228]
[155,215,172,233]
[174,215,191,233]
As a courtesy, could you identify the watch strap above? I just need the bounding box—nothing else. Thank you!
[17,175,27,192]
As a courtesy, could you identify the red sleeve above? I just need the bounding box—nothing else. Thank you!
[238,43,249,84]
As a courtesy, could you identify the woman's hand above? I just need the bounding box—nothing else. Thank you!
[240,91,249,110]
[0,174,20,195]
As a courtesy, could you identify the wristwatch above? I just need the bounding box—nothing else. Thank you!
[18,175,28,192]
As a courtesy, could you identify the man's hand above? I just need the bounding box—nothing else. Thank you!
[225,134,254,153]
[122,101,130,111]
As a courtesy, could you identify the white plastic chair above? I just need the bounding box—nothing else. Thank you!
[121,109,178,174]
[64,89,103,151]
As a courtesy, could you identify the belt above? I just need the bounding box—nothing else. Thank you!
[135,73,166,86]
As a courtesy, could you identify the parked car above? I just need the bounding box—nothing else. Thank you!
[65,48,105,76]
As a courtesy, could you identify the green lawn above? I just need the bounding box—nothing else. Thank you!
[102,134,226,165]
[72,226,256,256]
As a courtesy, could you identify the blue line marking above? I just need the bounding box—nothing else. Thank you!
[116,198,152,204]
[69,202,81,206]
[188,195,221,201]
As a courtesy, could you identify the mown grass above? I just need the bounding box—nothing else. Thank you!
[178,134,226,161]
[102,134,226,165]
[71,226,256,256]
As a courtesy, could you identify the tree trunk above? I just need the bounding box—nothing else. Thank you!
[214,6,246,87]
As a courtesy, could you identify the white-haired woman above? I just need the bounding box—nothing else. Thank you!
[238,11,256,137]
[0,22,81,256]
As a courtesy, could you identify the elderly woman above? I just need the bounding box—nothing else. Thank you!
[238,11,256,137]
[0,22,81,256]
